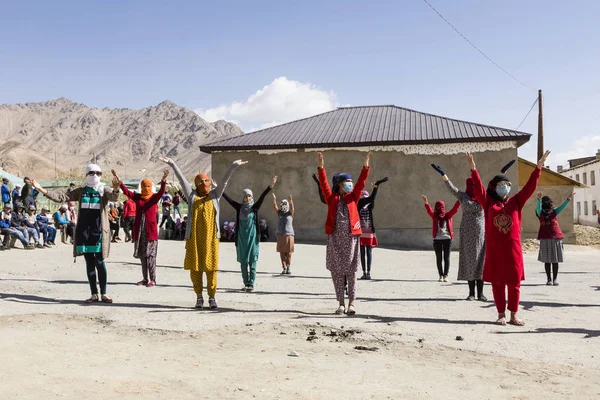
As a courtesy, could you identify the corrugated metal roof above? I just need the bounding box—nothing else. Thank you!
[199,105,532,153]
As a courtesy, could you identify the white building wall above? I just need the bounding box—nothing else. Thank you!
[560,160,600,226]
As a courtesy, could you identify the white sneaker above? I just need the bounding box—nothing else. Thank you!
[195,297,204,309]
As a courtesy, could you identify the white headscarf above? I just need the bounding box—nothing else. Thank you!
[85,164,105,195]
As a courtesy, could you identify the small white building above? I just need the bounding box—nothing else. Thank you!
[558,152,598,226]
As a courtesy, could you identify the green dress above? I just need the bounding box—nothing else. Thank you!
[236,211,259,264]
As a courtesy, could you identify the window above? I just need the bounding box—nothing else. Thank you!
[583,173,588,185]
[593,200,597,214]
[584,201,589,215]
[592,171,596,186]
[577,202,581,216]
[576,174,580,182]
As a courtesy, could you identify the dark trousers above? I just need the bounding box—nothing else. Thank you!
[123,216,135,239]
[360,245,373,273]
[83,252,107,295]
[433,239,451,277]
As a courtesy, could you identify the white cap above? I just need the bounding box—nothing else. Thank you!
[85,164,102,174]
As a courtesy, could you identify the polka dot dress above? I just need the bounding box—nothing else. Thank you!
[184,195,219,272]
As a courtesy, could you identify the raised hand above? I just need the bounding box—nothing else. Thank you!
[537,191,543,200]
[161,169,169,182]
[364,151,372,167]
[111,170,121,189]
[211,178,218,188]
[537,150,551,169]
[272,193,276,200]
[568,191,576,201]
[232,159,248,167]
[159,156,173,165]
[317,152,324,168]
[431,164,445,176]
[466,152,476,170]
[270,175,278,189]
[421,194,429,204]
[31,179,42,191]
[288,194,293,201]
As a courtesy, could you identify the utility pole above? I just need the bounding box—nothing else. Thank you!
[537,89,544,162]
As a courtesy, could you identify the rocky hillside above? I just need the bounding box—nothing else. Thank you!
[0,98,243,181]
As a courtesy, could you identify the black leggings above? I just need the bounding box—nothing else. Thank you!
[83,252,107,295]
[433,239,451,277]
[544,263,559,281]
[360,245,373,273]
[468,280,484,297]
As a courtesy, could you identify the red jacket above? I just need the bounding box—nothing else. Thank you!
[319,166,370,235]
[424,201,460,239]
[472,167,541,284]
[123,198,136,218]
[120,181,166,242]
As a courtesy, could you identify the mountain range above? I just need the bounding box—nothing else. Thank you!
[0,98,243,182]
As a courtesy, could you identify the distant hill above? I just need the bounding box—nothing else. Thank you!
[0,97,243,181]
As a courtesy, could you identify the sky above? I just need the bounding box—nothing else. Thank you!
[1,0,598,168]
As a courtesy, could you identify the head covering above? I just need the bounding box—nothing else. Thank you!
[60,204,68,211]
[434,201,446,219]
[15,201,23,209]
[140,178,153,200]
[194,173,211,196]
[4,203,12,209]
[23,177,30,182]
[280,199,290,213]
[2,177,8,183]
[84,164,104,194]
[28,205,36,211]
[42,206,50,212]
[332,173,352,194]
[240,189,254,220]
[487,174,511,203]
[361,190,369,198]
[541,195,555,221]
[465,178,476,202]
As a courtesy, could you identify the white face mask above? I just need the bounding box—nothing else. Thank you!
[86,175,100,187]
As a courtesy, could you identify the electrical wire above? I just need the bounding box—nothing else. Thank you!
[421,0,535,91]
[515,97,538,131]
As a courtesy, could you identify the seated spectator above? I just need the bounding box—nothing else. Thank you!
[53,204,73,244]
[228,221,236,242]
[37,206,57,247]
[259,218,269,242]
[181,216,187,240]
[221,221,231,242]
[10,202,36,249]
[66,182,76,194]
[24,205,44,248]
[2,204,30,250]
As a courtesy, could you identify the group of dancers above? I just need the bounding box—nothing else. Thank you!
[29,149,564,325]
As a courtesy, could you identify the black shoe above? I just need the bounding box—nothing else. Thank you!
[247,285,254,292]
[285,268,291,275]
[359,274,367,280]
[365,273,371,280]
[466,295,475,301]
[477,295,488,302]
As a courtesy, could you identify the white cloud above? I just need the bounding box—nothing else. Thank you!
[550,134,600,168]
[195,77,339,132]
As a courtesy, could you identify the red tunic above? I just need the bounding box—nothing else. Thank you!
[537,212,564,240]
[120,181,166,242]
[471,167,541,284]
[318,166,370,235]
[123,198,136,218]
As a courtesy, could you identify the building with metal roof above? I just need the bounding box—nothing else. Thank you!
[201,105,535,248]
[200,105,531,153]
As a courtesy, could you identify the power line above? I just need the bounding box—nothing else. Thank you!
[515,97,538,131]
[421,0,535,91]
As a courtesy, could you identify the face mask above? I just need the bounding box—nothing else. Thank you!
[496,185,511,197]
[343,182,353,193]
[86,175,100,187]
[280,201,289,213]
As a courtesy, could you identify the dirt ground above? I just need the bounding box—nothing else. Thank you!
[1,241,599,399]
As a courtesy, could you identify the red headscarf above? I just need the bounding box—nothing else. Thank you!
[465,178,477,202]
[434,201,446,219]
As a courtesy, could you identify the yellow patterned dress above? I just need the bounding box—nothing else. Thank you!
[184,195,219,272]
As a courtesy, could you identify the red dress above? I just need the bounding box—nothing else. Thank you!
[471,168,541,285]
